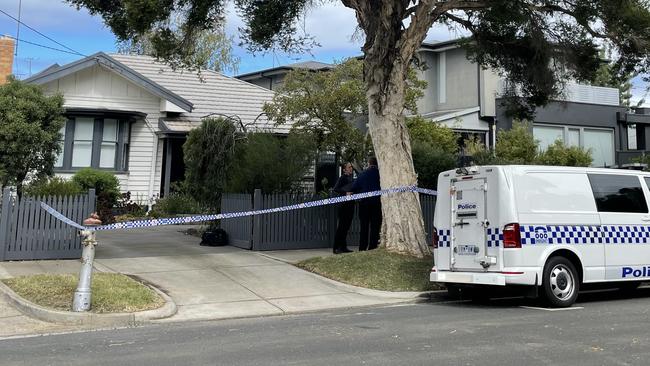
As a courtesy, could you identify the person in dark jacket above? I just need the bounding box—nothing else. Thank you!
[352,157,382,251]
[332,162,355,254]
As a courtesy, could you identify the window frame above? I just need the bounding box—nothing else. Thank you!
[55,114,133,173]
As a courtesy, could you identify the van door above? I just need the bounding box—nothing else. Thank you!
[450,177,489,271]
[588,174,650,281]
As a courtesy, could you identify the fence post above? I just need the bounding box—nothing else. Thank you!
[251,189,262,250]
[88,189,96,213]
[0,187,12,261]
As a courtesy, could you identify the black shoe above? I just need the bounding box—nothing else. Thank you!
[340,248,353,253]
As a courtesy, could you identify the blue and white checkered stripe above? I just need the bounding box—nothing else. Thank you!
[520,225,601,245]
[437,229,451,247]
[601,225,650,244]
[41,185,438,232]
[487,228,502,247]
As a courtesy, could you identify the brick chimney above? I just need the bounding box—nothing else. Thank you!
[0,36,15,85]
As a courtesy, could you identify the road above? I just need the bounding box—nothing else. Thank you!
[1,289,650,366]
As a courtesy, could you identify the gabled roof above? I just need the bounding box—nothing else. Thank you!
[236,60,334,80]
[110,54,287,134]
[25,52,193,112]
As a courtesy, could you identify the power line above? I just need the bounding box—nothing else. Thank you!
[3,35,84,56]
[0,7,86,57]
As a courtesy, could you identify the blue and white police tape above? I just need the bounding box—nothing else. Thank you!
[40,185,437,232]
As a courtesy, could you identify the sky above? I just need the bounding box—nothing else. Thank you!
[0,0,646,105]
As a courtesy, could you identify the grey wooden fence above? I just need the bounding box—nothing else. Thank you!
[221,189,436,251]
[0,188,96,261]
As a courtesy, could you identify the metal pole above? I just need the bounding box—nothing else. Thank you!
[73,217,99,312]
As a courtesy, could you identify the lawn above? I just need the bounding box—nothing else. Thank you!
[2,273,165,313]
[296,249,442,292]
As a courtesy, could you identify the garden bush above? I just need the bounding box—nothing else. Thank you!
[24,177,83,197]
[72,168,121,223]
[150,193,205,217]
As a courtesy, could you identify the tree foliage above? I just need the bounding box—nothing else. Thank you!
[116,17,239,73]
[263,58,425,167]
[72,168,121,223]
[183,117,238,210]
[225,131,317,194]
[0,78,65,194]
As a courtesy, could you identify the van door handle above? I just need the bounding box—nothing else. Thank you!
[643,216,650,222]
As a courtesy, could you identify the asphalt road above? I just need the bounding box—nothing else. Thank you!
[2,289,650,366]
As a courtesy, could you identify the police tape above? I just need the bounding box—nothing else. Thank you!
[40,185,438,232]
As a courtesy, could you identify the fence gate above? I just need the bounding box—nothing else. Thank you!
[0,188,96,261]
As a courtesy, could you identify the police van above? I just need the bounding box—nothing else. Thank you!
[431,165,650,307]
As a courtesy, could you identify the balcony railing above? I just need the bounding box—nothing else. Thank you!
[498,80,620,106]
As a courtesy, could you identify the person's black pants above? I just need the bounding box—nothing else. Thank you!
[359,199,382,251]
[334,202,355,251]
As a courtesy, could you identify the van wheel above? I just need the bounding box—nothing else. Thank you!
[542,256,579,308]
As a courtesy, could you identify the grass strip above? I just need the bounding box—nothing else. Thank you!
[2,273,164,313]
[297,248,442,292]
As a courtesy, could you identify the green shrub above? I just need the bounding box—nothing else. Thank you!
[536,140,593,166]
[407,116,458,154]
[225,131,316,193]
[150,193,205,217]
[411,140,457,189]
[495,120,538,164]
[24,177,83,197]
[184,117,237,210]
[72,168,121,223]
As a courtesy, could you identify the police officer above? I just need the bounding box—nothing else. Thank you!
[332,162,355,254]
[352,157,382,251]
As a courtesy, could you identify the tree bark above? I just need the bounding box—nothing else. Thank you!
[365,58,430,258]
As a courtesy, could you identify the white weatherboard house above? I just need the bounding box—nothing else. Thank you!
[26,53,286,203]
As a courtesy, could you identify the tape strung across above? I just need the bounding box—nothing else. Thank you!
[40,185,437,232]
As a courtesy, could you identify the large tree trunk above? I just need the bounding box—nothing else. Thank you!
[365,59,430,258]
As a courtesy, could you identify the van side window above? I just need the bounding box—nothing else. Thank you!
[588,174,648,213]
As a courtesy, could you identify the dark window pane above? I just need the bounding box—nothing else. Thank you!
[588,174,648,213]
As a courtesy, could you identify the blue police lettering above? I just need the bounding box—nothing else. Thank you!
[458,203,477,210]
[622,266,650,278]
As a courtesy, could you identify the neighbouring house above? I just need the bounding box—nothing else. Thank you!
[415,39,650,168]
[25,52,288,203]
[236,61,333,91]
[238,39,650,168]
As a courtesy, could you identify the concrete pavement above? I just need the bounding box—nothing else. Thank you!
[0,225,429,337]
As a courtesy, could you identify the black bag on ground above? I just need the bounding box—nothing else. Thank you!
[200,229,229,246]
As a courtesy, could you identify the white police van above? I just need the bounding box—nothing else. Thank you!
[431,165,650,307]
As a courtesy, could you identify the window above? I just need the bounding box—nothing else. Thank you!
[534,125,563,151]
[628,124,637,150]
[54,123,66,168]
[56,115,132,171]
[584,129,614,167]
[588,174,648,213]
[533,124,614,167]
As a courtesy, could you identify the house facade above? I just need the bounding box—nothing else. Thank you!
[415,40,650,167]
[238,40,650,168]
[26,53,285,203]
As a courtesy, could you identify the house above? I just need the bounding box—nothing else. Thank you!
[415,39,650,167]
[238,39,650,168]
[25,53,287,203]
[236,61,333,91]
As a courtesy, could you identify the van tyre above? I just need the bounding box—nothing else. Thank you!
[542,256,579,308]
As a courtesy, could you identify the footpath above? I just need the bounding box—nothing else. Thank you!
[0,226,431,339]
